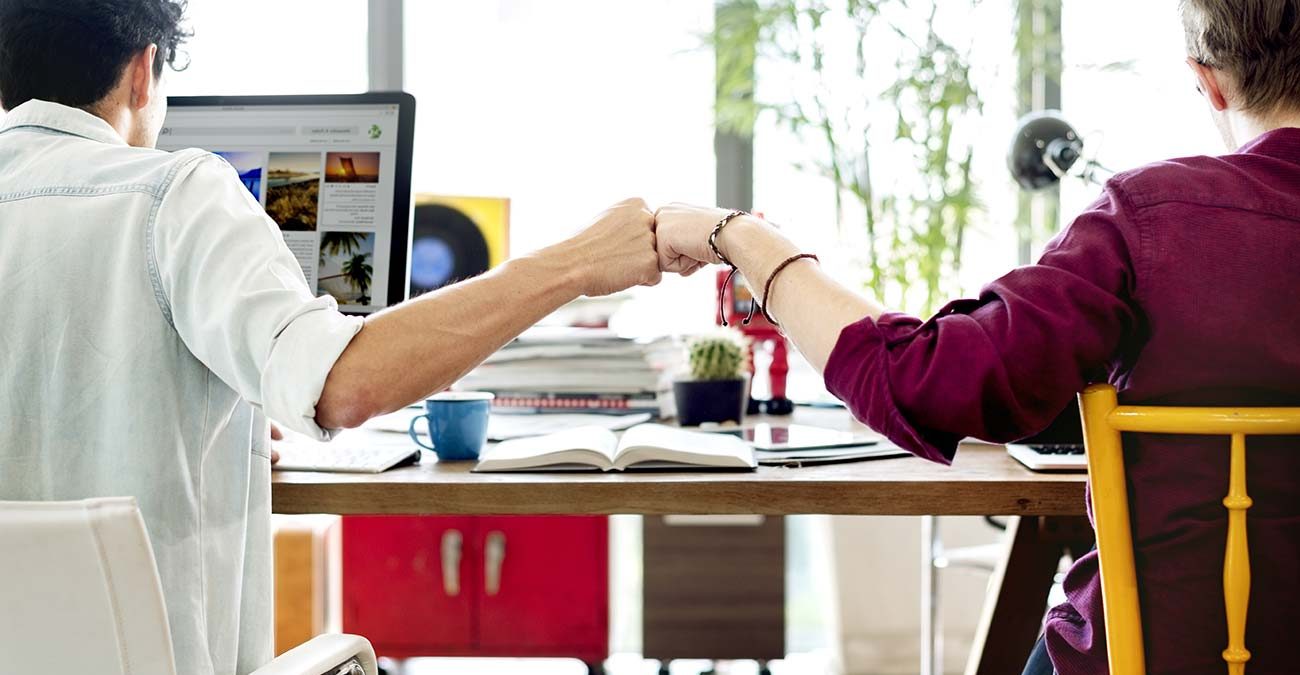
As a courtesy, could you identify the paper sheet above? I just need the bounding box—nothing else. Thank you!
[364,408,653,441]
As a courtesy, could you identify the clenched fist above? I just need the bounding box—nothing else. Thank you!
[565,198,662,297]
[653,203,736,273]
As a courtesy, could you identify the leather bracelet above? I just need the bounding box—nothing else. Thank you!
[712,209,755,327]
[718,266,755,327]
[708,209,749,266]
[760,253,819,326]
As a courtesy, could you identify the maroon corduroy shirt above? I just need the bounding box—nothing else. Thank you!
[824,127,1300,675]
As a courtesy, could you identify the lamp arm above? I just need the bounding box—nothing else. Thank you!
[1080,160,1115,186]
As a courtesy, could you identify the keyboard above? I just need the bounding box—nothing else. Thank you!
[1006,443,1087,472]
[273,442,421,474]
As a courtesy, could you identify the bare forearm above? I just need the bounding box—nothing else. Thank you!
[315,243,586,428]
[719,216,885,371]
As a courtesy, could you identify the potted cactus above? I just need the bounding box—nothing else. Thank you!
[673,330,750,426]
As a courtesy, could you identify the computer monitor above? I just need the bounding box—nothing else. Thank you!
[158,92,416,315]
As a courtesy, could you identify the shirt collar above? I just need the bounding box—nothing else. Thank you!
[0,99,128,146]
[1236,125,1300,163]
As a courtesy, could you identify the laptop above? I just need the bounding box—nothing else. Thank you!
[1006,403,1088,472]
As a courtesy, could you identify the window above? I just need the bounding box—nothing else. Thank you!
[750,0,1022,315]
[749,0,1229,311]
[1058,0,1223,218]
[164,0,368,97]
[403,0,719,335]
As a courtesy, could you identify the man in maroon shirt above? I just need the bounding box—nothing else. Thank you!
[655,1,1299,673]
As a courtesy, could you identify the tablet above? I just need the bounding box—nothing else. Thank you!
[718,423,883,451]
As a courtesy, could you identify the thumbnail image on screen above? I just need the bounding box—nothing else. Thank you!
[266,152,322,231]
[325,151,380,184]
[216,151,265,201]
[317,231,376,305]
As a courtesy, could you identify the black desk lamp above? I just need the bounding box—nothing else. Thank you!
[1008,110,1111,189]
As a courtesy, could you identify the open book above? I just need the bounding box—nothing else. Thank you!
[473,424,756,472]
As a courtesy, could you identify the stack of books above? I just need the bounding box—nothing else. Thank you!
[455,327,680,416]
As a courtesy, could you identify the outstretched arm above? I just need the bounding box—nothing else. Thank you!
[655,197,1138,463]
[654,205,884,371]
[318,198,663,428]
[156,156,662,440]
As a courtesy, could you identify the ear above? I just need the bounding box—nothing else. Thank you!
[1186,57,1229,112]
[128,44,160,111]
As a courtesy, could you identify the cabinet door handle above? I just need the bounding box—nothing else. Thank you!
[484,530,506,596]
[441,529,463,596]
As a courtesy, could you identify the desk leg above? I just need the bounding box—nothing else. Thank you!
[920,515,941,675]
[963,516,1089,675]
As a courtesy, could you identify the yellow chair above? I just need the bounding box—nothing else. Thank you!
[1078,384,1300,675]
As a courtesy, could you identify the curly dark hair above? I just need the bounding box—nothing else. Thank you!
[0,0,190,110]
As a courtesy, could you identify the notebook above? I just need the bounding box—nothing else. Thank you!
[474,424,756,472]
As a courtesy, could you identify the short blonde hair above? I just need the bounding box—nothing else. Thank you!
[1180,0,1300,114]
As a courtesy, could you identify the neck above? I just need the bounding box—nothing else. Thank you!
[85,104,133,143]
[1231,107,1300,147]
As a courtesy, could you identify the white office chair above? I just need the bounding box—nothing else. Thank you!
[0,498,377,675]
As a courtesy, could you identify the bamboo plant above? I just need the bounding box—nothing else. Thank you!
[713,0,983,316]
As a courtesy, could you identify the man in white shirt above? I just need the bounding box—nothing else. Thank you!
[0,1,680,674]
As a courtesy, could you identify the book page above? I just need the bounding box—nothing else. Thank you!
[613,424,756,470]
[474,426,618,472]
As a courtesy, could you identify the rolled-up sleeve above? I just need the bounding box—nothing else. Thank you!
[151,154,363,439]
[825,183,1142,464]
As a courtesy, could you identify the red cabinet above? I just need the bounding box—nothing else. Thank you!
[342,516,608,665]
[342,516,475,651]
[476,516,608,654]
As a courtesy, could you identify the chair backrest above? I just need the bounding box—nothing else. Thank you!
[0,498,178,675]
[1078,384,1300,675]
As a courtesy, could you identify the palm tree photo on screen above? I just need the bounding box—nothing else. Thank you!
[317,231,375,306]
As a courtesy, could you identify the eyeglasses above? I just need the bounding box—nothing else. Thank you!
[171,48,192,72]
[1191,57,1211,96]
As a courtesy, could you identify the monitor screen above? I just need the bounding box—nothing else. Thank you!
[159,94,415,315]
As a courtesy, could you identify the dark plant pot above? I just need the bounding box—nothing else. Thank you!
[673,378,748,427]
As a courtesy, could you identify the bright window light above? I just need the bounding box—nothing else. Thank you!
[1058,0,1224,224]
[403,0,719,336]
[163,0,368,96]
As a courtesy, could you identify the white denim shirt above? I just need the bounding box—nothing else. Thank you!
[0,100,363,675]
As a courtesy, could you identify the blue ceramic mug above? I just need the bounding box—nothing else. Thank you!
[408,392,495,461]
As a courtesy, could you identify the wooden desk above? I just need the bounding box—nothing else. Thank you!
[273,442,1083,516]
[273,406,1084,517]
[271,410,1089,675]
